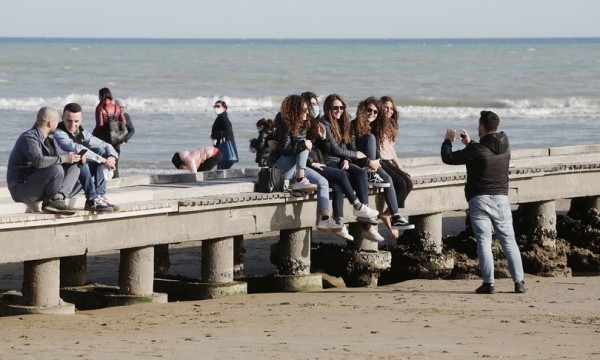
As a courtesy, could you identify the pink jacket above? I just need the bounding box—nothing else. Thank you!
[179,146,218,172]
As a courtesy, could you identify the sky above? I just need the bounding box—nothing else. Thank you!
[1,0,599,39]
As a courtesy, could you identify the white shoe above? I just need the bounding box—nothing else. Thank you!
[317,218,343,232]
[335,225,354,241]
[362,226,384,242]
[290,177,318,192]
[353,204,379,218]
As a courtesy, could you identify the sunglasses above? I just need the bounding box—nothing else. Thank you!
[332,105,345,111]
[213,105,222,108]
[366,108,378,115]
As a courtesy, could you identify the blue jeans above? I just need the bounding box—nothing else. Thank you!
[275,151,330,212]
[69,162,107,201]
[356,134,399,215]
[316,165,357,218]
[468,195,524,284]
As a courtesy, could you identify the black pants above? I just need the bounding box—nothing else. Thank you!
[198,151,223,172]
[381,160,413,208]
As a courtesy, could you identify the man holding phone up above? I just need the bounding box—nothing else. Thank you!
[54,103,119,212]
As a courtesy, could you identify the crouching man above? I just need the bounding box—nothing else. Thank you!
[54,103,120,212]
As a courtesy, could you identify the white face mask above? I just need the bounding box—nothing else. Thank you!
[214,107,225,115]
[311,104,320,118]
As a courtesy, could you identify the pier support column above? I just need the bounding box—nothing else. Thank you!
[60,255,87,287]
[0,258,75,315]
[411,213,443,254]
[341,222,391,288]
[202,237,234,283]
[233,235,245,279]
[519,200,557,249]
[120,246,155,295]
[568,196,600,220]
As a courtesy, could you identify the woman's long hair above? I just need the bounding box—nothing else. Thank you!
[354,96,381,140]
[280,95,308,137]
[375,95,399,147]
[323,94,351,144]
[98,87,113,109]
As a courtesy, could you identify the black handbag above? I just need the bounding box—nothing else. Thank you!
[257,167,284,193]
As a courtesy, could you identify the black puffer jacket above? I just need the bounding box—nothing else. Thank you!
[441,132,510,201]
[267,112,308,166]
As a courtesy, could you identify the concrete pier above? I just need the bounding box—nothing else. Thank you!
[411,213,443,254]
[202,237,234,283]
[342,222,392,287]
[120,246,155,295]
[519,200,557,248]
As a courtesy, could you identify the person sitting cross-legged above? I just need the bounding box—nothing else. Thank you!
[54,102,120,212]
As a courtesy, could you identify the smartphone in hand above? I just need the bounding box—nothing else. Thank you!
[77,149,88,167]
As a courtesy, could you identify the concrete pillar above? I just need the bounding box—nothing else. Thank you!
[119,246,155,296]
[233,235,245,279]
[568,196,600,220]
[272,228,311,276]
[347,222,378,251]
[519,200,556,248]
[60,255,87,287]
[22,258,61,307]
[201,237,234,283]
[412,213,443,254]
[154,244,171,277]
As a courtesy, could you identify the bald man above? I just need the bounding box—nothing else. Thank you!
[7,106,81,215]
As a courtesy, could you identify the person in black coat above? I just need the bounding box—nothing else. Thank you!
[250,118,274,167]
[210,100,238,170]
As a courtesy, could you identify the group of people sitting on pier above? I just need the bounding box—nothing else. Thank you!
[248,92,416,243]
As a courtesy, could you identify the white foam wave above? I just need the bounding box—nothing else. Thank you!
[0,95,598,120]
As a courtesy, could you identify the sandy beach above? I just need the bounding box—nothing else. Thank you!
[1,203,599,359]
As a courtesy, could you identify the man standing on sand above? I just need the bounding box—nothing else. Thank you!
[441,110,526,294]
[54,103,120,212]
[7,106,80,215]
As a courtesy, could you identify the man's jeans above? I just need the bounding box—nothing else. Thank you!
[468,195,524,284]
[69,162,107,201]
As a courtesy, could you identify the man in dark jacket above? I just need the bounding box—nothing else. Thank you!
[441,110,526,294]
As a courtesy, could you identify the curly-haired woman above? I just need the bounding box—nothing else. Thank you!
[271,95,342,232]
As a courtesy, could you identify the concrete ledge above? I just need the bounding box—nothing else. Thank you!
[243,274,323,293]
[154,277,247,301]
[0,292,75,316]
[60,285,167,310]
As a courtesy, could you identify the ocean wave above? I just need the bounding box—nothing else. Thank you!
[0,95,598,119]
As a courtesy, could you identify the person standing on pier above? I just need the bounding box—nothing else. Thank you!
[441,110,526,294]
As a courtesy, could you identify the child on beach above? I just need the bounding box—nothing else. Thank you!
[249,118,274,167]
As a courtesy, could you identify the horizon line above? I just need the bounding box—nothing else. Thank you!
[1,36,599,41]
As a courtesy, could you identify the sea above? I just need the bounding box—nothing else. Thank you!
[1,37,600,180]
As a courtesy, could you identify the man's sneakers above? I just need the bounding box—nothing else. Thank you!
[84,196,113,213]
[362,226,384,242]
[475,282,495,294]
[290,177,318,193]
[475,281,527,294]
[100,195,120,212]
[392,215,415,230]
[42,198,76,216]
[352,204,379,219]
[515,280,527,293]
[368,172,390,188]
[317,217,343,233]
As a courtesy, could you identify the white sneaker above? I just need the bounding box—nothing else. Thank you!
[335,225,354,241]
[353,204,379,218]
[317,218,343,232]
[290,177,318,192]
[362,226,384,242]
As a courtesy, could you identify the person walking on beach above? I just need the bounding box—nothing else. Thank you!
[112,98,135,178]
[54,103,120,212]
[93,87,128,178]
[210,100,239,170]
[6,107,80,215]
[441,110,526,294]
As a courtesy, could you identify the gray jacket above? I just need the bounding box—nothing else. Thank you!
[6,125,68,189]
[53,124,118,164]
